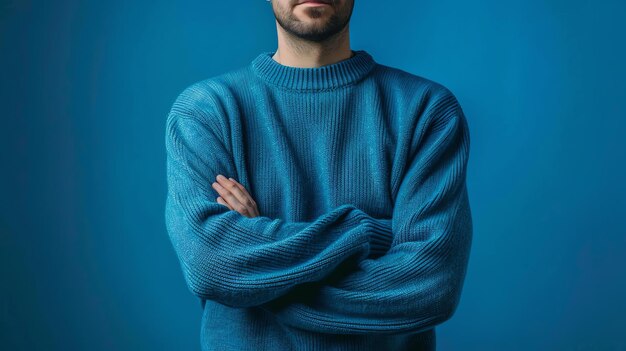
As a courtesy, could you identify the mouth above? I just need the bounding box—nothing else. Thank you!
[297,0,332,5]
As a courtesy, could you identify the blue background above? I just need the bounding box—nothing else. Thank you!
[2,0,625,349]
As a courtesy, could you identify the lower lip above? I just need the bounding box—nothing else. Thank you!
[300,2,330,6]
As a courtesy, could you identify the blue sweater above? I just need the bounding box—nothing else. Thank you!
[164,49,473,350]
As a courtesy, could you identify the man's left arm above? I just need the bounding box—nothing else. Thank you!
[257,89,473,335]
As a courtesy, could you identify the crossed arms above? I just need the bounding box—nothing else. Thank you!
[164,84,472,335]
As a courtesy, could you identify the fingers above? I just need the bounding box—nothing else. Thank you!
[216,196,232,210]
[228,177,254,201]
[212,180,249,216]
[215,175,248,206]
[211,174,259,217]
[228,178,260,217]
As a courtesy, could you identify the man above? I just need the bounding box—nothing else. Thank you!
[164,0,473,350]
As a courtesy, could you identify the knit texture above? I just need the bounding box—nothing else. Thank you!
[164,49,473,351]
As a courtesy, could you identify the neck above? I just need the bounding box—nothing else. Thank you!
[251,48,376,91]
[272,22,353,68]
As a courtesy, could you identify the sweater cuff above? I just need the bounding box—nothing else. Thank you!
[363,217,393,258]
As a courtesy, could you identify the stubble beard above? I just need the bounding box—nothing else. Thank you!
[273,2,353,43]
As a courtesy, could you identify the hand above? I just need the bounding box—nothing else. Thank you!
[211,174,260,218]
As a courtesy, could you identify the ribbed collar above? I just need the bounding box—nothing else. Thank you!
[250,50,377,91]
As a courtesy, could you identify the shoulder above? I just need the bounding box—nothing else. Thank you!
[166,65,252,132]
[170,68,246,116]
[372,63,459,105]
[165,74,236,143]
[370,63,465,130]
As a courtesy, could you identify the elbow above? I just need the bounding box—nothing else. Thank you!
[181,259,276,309]
[401,294,459,335]
[183,264,243,307]
[177,251,227,304]
[429,285,464,328]
[180,261,215,301]
[406,276,465,333]
[436,297,459,326]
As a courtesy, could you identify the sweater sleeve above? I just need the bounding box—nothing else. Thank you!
[164,93,393,308]
[258,88,473,334]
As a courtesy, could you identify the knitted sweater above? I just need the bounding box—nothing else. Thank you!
[164,49,473,351]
